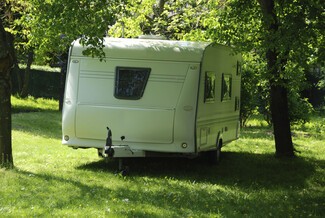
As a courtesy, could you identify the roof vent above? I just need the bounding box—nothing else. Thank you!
[138,35,167,40]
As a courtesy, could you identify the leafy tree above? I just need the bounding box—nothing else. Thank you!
[25,0,125,60]
[215,0,324,157]
[108,0,219,41]
[4,0,125,98]
[3,0,35,98]
[240,53,264,127]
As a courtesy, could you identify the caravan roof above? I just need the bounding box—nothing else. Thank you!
[70,37,212,62]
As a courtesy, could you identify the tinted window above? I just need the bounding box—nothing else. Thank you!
[204,71,216,103]
[221,74,232,101]
[115,67,151,100]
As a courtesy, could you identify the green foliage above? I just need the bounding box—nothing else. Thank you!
[108,0,220,41]
[1,108,324,216]
[240,56,316,125]
[218,0,324,126]
[2,0,32,62]
[217,0,324,67]
[256,64,316,125]
[108,0,155,38]
[6,0,125,63]
[217,0,324,91]
[253,84,315,126]
[287,92,314,124]
[240,53,265,127]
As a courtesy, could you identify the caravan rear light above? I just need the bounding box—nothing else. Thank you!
[64,135,70,141]
[181,143,188,149]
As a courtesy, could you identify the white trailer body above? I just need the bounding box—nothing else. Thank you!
[62,37,241,158]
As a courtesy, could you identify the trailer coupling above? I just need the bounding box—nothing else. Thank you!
[102,127,145,158]
[104,127,115,158]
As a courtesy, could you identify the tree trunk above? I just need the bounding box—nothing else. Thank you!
[259,0,294,157]
[59,60,67,111]
[156,0,166,16]
[270,84,294,157]
[8,34,22,93]
[20,50,34,98]
[0,20,13,168]
[0,60,13,168]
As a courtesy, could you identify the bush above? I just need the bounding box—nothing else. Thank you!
[240,53,264,127]
[287,91,314,124]
[240,67,259,127]
[240,55,317,126]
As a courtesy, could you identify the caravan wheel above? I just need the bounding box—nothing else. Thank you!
[207,141,222,165]
[216,143,221,163]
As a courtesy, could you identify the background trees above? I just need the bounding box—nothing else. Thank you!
[217,0,323,156]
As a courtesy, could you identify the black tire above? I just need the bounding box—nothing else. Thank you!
[207,142,222,165]
[215,143,221,163]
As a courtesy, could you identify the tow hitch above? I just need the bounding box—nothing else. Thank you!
[101,127,145,159]
[104,127,115,158]
[99,127,146,173]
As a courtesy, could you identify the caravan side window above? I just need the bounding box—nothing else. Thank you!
[204,71,216,103]
[115,67,151,100]
[221,74,232,101]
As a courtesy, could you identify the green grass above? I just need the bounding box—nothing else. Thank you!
[11,95,59,113]
[1,99,324,217]
[19,64,61,73]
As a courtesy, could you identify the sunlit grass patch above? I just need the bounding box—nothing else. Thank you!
[11,95,58,113]
[19,64,61,73]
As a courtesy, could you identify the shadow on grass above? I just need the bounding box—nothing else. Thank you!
[12,106,58,113]
[240,125,274,139]
[12,112,61,139]
[12,154,324,217]
[77,151,319,189]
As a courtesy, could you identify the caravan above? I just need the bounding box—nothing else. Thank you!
[62,37,241,161]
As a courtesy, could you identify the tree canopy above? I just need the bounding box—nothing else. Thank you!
[5,0,126,62]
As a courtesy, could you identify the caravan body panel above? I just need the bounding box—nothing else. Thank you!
[196,45,241,152]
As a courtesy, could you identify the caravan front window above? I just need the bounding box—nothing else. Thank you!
[115,67,151,100]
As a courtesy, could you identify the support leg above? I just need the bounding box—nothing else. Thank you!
[118,158,123,171]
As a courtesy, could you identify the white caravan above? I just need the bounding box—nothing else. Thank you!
[62,37,241,161]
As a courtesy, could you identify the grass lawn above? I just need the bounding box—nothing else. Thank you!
[1,99,324,217]
[11,95,59,113]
